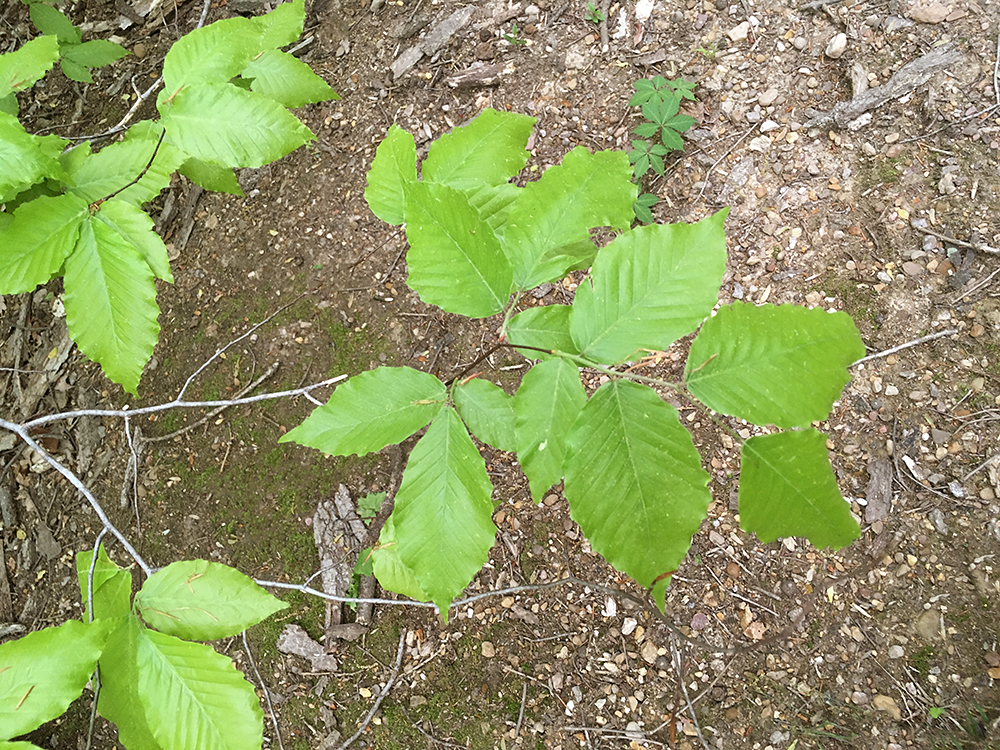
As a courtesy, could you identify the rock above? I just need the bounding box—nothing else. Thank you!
[481,641,496,657]
[929,508,950,535]
[909,1,950,22]
[914,608,942,641]
[640,640,659,664]
[728,21,750,41]
[317,730,343,750]
[690,612,711,630]
[970,323,985,337]
[760,119,780,132]
[888,645,905,659]
[851,690,869,705]
[758,88,779,106]
[655,655,671,671]
[938,172,957,195]
[625,721,645,741]
[902,261,925,276]
[872,694,901,721]
[276,624,339,672]
[792,36,807,50]
[826,33,848,58]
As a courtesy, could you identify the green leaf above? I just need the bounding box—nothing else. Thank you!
[506,304,576,361]
[0,193,87,294]
[453,378,516,452]
[0,619,112,740]
[29,4,80,44]
[76,546,132,621]
[135,560,287,640]
[404,180,513,318]
[97,616,164,750]
[61,39,128,68]
[178,157,243,195]
[422,108,535,190]
[392,408,496,615]
[0,112,66,199]
[632,122,658,138]
[685,302,865,428]
[659,126,685,151]
[0,741,46,749]
[564,380,712,609]
[371,515,429,601]
[501,147,636,289]
[0,94,17,115]
[160,83,313,168]
[0,36,60,98]
[137,627,263,750]
[662,112,697,133]
[59,57,93,83]
[162,16,262,92]
[571,211,728,364]
[513,358,586,502]
[739,429,860,548]
[94,199,173,281]
[364,124,416,225]
[633,200,653,224]
[280,367,446,456]
[253,0,305,48]
[64,212,160,395]
[463,182,521,231]
[244,49,337,108]
[67,120,184,206]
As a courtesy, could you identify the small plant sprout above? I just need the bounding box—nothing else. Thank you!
[503,22,528,46]
[585,1,606,24]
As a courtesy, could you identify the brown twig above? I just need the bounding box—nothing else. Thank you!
[336,630,407,750]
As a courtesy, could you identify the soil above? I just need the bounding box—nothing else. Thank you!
[1,0,999,748]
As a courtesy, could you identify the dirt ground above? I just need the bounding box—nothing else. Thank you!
[2,0,1000,747]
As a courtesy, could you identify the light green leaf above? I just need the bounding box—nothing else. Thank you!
[29,3,80,44]
[371,515,428,602]
[506,304,575,361]
[61,39,128,68]
[160,83,313,168]
[280,367,446,456]
[76,546,132,621]
[454,378,515,452]
[422,108,535,190]
[0,740,46,749]
[137,627,262,750]
[563,380,711,609]
[162,16,262,92]
[0,36,60,99]
[94,199,173,281]
[64,214,160,395]
[59,57,92,83]
[393,407,496,615]
[244,49,337,108]
[76,545,124,611]
[404,180,513,317]
[501,147,636,289]
[253,0,305,48]
[97,616,164,750]
[514,358,586,502]
[0,619,112,740]
[0,112,65,199]
[0,193,87,294]
[740,429,860,548]
[464,182,520,230]
[135,560,287,640]
[364,124,416,225]
[685,302,865,428]
[571,211,729,364]
[67,120,184,206]
[178,157,243,196]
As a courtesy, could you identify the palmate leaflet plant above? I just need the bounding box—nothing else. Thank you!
[283,108,865,617]
[0,0,338,394]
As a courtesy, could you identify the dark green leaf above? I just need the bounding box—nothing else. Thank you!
[454,378,516,452]
[739,429,860,548]
[62,39,128,68]
[29,3,80,44]
[59,57,92,83]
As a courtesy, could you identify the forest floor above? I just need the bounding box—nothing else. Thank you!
[1,0,1000,747]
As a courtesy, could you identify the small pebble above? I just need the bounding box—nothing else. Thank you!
[758,88,779,106]
[888,645,905,659]
[792,36,807,50]
[728,21,750,41]
[851,690,870,705]
[825,32,848,58]
[885,132,900,143]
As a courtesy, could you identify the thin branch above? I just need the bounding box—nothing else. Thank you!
[851,329,957,367]
[242,631,285,750]
[514,681,528,737]
[336,630,406,750]
[693,122,761,204]
[19,375,346,431]
[0,418,152,577]
[962,452,1000,483]
[914,225,999,255]
[67,76,163,141]
[101,130,165,204]
[671,633,709,750]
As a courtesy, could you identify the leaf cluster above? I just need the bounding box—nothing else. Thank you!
[283,109,864,618]
[0,0,337,394]
[627,76,697,180]
[0,548,286,750]
[585,1,605,24]
[26,1,128,83]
